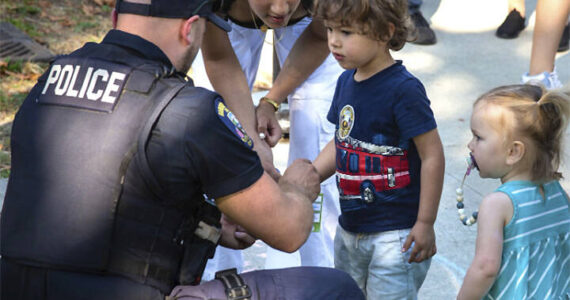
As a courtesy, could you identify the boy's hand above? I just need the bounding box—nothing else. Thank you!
[402,221,437,263]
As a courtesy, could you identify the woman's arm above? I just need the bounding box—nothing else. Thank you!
[201,21,279,179]
[266,17,329,101]
[258,18,331,145]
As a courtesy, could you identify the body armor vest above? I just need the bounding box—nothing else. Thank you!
[1,47,220,293]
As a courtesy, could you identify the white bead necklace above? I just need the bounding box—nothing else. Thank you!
[456,154,479,226]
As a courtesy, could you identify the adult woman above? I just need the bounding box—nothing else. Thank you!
[200,0,343,275]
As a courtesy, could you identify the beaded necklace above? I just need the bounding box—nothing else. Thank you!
[456,153,479,226]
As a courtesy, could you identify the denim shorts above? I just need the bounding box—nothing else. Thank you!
[334,225,431,300]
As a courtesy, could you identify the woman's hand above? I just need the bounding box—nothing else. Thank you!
[256,101,283,147]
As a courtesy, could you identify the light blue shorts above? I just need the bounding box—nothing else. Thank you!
[334,225,431,300]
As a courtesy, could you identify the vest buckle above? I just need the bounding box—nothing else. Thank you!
[215,268,252,300]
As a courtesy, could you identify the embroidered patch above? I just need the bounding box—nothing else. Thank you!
[338,105,355,140]
[215,98,253,149]
[38,57,131,113]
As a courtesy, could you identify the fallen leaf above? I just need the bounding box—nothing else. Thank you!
[82,4,94,15]
[38,0,51,9]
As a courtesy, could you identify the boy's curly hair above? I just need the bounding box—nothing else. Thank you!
[313,0,411,50]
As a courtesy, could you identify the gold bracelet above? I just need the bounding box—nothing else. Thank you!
[260,96,280,111]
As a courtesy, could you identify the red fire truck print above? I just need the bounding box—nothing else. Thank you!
[336,138,410,203]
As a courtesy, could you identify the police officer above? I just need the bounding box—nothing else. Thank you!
[0,0,365,299]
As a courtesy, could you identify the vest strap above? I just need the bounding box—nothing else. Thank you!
[136,81,187,201]
[215,268,252,300]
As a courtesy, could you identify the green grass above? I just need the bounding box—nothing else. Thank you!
[74,21,97,32]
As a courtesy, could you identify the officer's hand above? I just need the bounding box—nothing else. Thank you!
[219,214,257,250]
[256,101,282,147]
[280,159,320,202]
[253,138,280,181]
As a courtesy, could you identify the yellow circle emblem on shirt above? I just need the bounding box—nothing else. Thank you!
[338,105,354,140]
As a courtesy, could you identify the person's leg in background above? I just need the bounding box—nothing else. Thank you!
[264,98,341,269]
[288,98,340,268]
[264,21,343,270]
[496,0,526,39]
[408,0,437,45]
[522,0,570,89]
[496,0,569,52]
[558,16,569,52]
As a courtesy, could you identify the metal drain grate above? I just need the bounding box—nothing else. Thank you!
[0,22,54,62]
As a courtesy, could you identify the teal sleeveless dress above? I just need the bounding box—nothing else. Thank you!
[485,180,570,299]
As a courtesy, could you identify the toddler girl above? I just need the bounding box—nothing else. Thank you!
[457,84,570,299]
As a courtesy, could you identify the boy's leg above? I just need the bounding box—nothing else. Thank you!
[366,229,431,300]
[169,267,365,300]
[333,225,370,295]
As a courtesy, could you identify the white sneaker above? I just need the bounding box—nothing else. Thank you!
[521,68,563,90]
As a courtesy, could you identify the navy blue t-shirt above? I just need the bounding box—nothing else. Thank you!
[327,61,436,233]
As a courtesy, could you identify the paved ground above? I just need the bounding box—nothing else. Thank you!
[0,0,568,298]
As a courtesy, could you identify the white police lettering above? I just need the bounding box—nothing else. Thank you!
[42,63,126,104]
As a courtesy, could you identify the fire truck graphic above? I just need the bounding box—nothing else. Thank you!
[336,136,411,203]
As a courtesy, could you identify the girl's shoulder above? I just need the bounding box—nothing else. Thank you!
[479,191,514,226]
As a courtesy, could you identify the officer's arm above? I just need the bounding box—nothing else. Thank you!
[215,159,320,252]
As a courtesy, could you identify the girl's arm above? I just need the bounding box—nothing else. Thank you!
[457,192,513,300]
[312,139,336,183]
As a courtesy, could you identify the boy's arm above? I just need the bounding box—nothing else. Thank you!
[403,128,444,263]
[312,139,336,183]
[457,192,511,300]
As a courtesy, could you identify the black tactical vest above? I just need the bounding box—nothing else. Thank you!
[1,47,220,293]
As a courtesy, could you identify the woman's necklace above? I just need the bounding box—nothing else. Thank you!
[456,154,479,226]
[249,9,286,45]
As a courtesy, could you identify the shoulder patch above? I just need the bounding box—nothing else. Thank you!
[215,98,253,149]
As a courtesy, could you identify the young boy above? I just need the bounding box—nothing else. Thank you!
[312,0,445,298]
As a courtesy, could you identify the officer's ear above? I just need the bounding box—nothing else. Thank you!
[181,15,201,45]
[111,8,118,29]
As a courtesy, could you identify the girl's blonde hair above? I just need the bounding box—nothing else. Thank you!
[475,84,570,183]
[313,0,411,50]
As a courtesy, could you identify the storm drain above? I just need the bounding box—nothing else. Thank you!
[0,22,54,62]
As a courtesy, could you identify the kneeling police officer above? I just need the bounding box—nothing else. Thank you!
[0,0,365,299]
